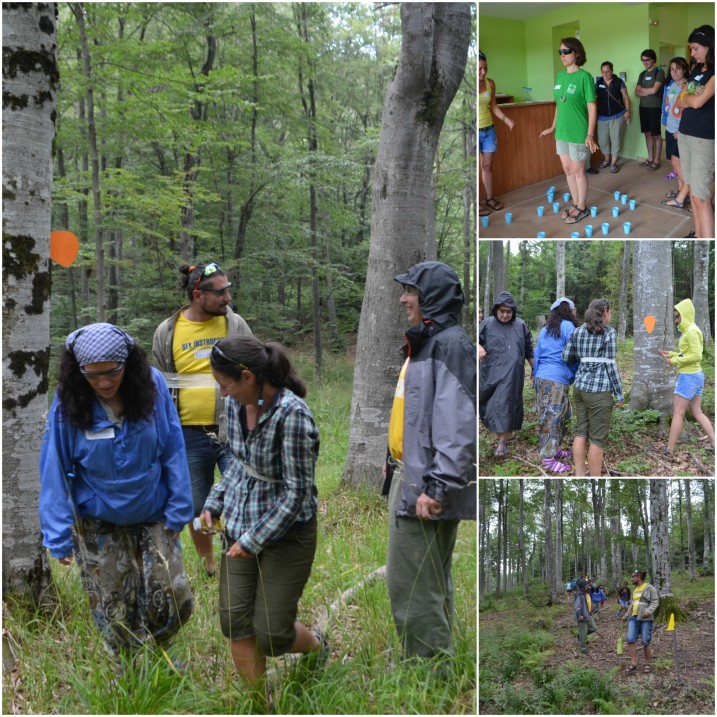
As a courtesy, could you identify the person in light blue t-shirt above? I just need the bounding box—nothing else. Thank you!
[533,298,579,473]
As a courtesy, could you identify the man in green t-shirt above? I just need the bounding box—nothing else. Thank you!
[635,49,665,170]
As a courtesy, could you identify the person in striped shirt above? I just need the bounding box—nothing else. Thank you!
[562,299,624,475]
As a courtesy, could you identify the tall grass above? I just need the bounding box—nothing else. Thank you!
[3,350,476,714]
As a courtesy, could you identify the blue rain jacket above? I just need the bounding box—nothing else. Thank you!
[39,367,193,558]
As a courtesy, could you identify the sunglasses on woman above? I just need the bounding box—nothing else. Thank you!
[558,49,574,56]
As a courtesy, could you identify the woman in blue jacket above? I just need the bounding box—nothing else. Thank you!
[39,323,194,657]
[533,298,579,473]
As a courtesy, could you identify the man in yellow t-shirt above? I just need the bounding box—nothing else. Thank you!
[153,261,251,576]
[622,570,660,673]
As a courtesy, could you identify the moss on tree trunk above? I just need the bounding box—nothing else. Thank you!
[655,594,690,625]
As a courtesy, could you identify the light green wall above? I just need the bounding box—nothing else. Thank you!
[479,2,715,160]
[478,16,528,101]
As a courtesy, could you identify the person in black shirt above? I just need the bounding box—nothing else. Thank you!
[676,25,715,238]
[595,62,631,173]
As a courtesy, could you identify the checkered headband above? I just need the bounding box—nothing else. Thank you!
[66,323,135,367]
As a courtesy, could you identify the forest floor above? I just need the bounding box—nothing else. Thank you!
[479,573,715,715]
[479,338,716,477]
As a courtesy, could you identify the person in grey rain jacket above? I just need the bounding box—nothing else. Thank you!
[479,291,534,458]
[384,261,476,662]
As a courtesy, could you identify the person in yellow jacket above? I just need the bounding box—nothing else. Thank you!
[658,298,715,456]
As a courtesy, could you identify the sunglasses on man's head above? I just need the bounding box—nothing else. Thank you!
[193,262,220,293]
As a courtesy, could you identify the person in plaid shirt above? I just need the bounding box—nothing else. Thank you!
[562,298,624,475]
[200,336,326,684]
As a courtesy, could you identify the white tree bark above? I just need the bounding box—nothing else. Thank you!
[618,240,630,340]
[693,241,712,343]
[543,479,556,604]
[649,479,672,596]
[2,1,58,598]
[629,241,674,413]
[555,240,565,299]
[683,479,696,580]
[342,3,470,486]
[609,479,622,589]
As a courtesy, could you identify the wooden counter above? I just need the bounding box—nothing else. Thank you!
[479,101,604,198]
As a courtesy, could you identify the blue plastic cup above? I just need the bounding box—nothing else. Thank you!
[623,221,631,235]
[570,231,580,238]
[601,222,609,235]
[481,215,489,228]
[585,224,593,237]
[537,205,545,217]
[549,185,556,192]
[629,199,636,210]
[621,194,628,205]
[563,192,571,203]
[505,212,513,224]
[537,231,546,238]
[590,206,598,217]
[612,206,620,218]
[613,190,620,200]
[547,190,554,200]
[553,202,560,213]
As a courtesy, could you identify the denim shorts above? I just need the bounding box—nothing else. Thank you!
[626,616,653,646]
[182,426,231,515]
[479,125,497,153]
[675,371,704,400]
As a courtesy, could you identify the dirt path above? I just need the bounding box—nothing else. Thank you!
[544,597,715,713]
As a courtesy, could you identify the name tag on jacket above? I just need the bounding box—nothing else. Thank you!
[85,427,115,440]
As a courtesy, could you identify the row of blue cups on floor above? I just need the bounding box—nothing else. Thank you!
[537,222,632,238]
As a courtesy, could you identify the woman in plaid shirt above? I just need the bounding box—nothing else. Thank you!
[200,336,325,684]
[562,299,624,475]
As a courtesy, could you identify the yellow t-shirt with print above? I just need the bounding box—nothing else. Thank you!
[586,593,592,614]
[173,313,227,425]
[631,584,645,617]
[388,359,409,461]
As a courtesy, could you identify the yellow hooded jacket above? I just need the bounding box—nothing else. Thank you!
[668,298,703,374]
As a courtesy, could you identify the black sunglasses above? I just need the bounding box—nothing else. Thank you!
[558,48,574,56]
[201,283,232,296]
[80,364,125,378]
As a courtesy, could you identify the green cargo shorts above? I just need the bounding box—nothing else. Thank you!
[572,387,613,447]
[218,517,317,657]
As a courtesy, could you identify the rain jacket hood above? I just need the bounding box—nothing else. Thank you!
[491,291,517,321]
[675,298,695,333]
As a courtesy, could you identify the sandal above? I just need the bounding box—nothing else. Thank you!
[543,457,571,473]
[610,164,619,173]
[626,665,638,673]
[554,448,573,459]
[661,199,685,209]
[480,207,491,216]
[666,189,679,198]
[658,447,675,459]
[639,159,653,167]
[644,665,651,674]
[494,439,508,458]
[564,207,589,225]
[598,159,611,169]
[560,204,577,220]
[485,197,503,211]
[647,161,661,171]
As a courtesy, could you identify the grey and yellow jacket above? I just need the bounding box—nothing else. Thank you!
[152,306,252,427]
[392,262,476,521]
[623,582,660,622]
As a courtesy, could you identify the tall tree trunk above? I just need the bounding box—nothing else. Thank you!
[650,479,672,596]
[677,480,685,572]
[479,480,488,598]
[496,479,503,595]
[618,240,630,340]
[590,479,606,581]
[73,2,105,320]
[703,479,713,574]
[2,1,58,604]
[462,110,475,329]
[491,240,505,295]
[629,241,674,414]
[342,3,470,486]
[555,240,565,298]
[519,479,527,598]
[503,480,509,590]
[543,480,556,605]
[56,144,78,330]
[683,480,696,581]
[693,240,712,343]
[482,240,493,318]
[609,479,622,589]
[554,479,563,592]
[636,480,652,577]
[519,241,527,310]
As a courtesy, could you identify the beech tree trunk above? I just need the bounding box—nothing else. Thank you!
[629,241,674,413]
[683,480,696,581]
[554,479,563,591]
[519,479,527,598]
[609,479,622,589]
[555,240,565,299]
[342,3,470,486]
[543,480,557,605]
[618,240,630,340]
[650,479,672,596]
[2,1,58,602]
[693,240,712,343]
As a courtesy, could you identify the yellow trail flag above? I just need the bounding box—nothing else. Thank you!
[667,612,675,631]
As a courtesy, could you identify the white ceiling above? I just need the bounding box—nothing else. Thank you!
[478,2,577,20]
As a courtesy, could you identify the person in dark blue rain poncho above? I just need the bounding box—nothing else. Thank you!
[479,291,534,459]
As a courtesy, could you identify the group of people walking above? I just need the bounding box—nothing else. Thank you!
[479,292,715,476]
[479,25,714,238]
[573,570,659,674]
[39,260,477,682]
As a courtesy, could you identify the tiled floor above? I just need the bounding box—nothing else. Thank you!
[478,158,699,239]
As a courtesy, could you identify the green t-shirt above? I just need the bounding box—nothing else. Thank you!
[638,66,665,108]
[554,68,597,143]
